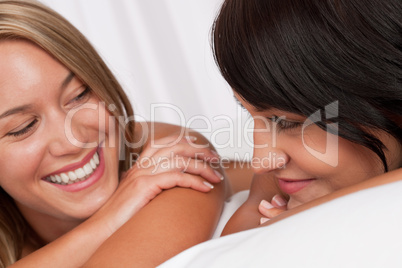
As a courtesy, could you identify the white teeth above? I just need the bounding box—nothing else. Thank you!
[75,168,86,179]
[68,171,77,182]
[61,173,70,184]
[83,163,93,175]
[94,153,99,165]
[55,175,62,183]
[47,152,100,185]
[90,159,96,169]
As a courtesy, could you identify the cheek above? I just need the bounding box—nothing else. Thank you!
[290,143,334,176]
[295,135,379,176]
[73,102,118,144]
[99,107,119,148]
[0,141,43,199]
[337,139,384,178]
[301,124,338,155]
[298,126,339,168]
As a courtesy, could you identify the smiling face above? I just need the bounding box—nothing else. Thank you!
[236,94,402,209]
[0,40,120,236]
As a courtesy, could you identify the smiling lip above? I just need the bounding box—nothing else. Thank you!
[277,178,315,194]
[43,146,105,192]
[45,147,98,177]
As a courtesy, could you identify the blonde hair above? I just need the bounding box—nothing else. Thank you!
[0,0,136,265]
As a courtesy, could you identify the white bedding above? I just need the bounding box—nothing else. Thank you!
[160,180,402,268]
[212,190,249,238]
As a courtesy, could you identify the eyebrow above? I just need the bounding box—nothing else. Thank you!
[0,72,75,120]
[61,72,75,90]
[0,105,33,120]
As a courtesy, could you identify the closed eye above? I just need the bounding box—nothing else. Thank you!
[67,86,91,107]
[7,118,38,137]
[271,116,302,132]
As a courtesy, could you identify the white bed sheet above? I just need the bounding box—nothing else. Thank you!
[212,190,249,238]
[160,180,402,268]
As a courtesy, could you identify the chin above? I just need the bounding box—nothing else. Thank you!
[287,194,317,209]
[63,203,107,221]
[65,190,116,220]
[287,198,303,209]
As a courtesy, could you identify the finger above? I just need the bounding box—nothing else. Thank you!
[174,158,224,183]
[138,157,224,184]
[259,200,286,218]
[143,143,220,164]
[178,135,198,144]
[260,217,270,225]
[139,134,208,159]
[271,194,288,208]
[119,171,127,180]
[134,135,181,160]
[137,172,216,198]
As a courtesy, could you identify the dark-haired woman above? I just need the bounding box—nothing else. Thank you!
[212,0,402,234]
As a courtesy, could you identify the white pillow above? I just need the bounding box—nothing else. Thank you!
[212,190,249,238]
[160,180,402,268]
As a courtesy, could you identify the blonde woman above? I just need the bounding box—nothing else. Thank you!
[0,0,228,267]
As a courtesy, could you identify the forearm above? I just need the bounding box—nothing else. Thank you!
[11,217,113,268]
[84,182,226,267]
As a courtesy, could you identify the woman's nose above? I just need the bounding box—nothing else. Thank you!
[251,130,289,175]
[47,109,91,157]
[252,146,289,174]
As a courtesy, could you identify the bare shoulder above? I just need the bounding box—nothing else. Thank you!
[134,121,212,148]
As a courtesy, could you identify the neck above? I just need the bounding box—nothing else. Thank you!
[16,202,84,246]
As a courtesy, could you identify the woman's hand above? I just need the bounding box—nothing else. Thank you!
[259,194,288,225]
[12,132,225,268]
[93,134,224,234]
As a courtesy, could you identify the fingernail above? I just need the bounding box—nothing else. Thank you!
[211,150,220,158]
[260,200,274,210]
[214,170,224,181]
[272,195,287,207]
[184,136,197,142]
[260,217,270,225]
[203,181,214,189]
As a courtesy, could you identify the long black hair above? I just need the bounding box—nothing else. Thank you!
[212,0,402,171]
